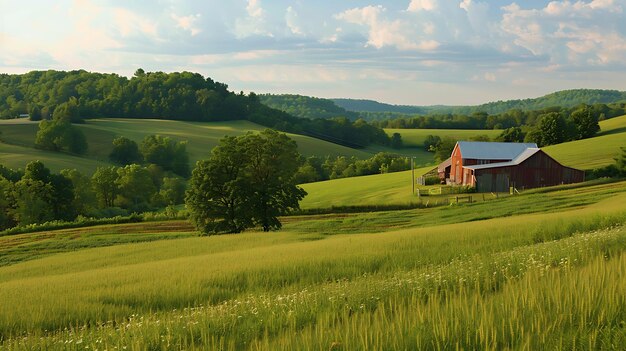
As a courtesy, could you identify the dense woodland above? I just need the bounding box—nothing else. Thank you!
[0,70,389,148]
[259,94,359,120]
[0,160,187,231]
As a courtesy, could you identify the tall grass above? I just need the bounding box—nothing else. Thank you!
[0,206,625,349]
[3,223,625,350]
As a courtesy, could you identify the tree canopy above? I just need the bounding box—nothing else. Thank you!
[186,130,306,235]
[0,70,391,149]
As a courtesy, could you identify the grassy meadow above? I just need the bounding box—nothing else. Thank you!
[384,128,503,148]
[0,180,626,349]
[0,118,389,172]
[545,114,626,170]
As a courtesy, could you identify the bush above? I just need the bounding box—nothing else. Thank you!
[424,176,441,186]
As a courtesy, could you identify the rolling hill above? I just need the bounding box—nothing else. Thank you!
[544,114,626,170]
[301,115,626,209]
[0,118,394,173]
[334,89,626,116]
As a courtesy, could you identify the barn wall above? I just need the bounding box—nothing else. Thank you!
[474,151,585,192]
[451,146,463,184]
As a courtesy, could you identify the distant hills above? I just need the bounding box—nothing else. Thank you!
[261,89,626,121]
[333,89,626,116]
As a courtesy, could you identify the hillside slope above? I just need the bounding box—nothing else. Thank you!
[544,114,626,170]
[302,115,626,209]
[0,118,389,172]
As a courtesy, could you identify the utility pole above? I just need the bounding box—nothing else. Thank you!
[411,156,415,195]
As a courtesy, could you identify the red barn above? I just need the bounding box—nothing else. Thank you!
[439,141,585,192]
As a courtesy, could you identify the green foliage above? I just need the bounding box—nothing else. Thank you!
[570,106,600,139]
[259,94,359,120]
[91,166,119,208]
[434,137,457,162]
[61,169,97,215]
[109,136,141,165]
[35,116,88,155]
[336,89,626,117]
[141,135,190,177]
[186,130,306,234]
[28,105,42,121]
[0,70,392,148]
[52,97,81,123]
[158,177,187,205]
[10,178,54,225]
[390,132,403,149]
[530,112,568,146]
[496,126,525,142]
[0,176,15,230]
[423,134,441,151]
[295,153,412,183]
[114,164,157,211]
[186,136,252,234]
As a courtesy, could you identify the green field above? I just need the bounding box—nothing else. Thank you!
[0,118,390,172]
[300,167,433,209]
[1,180,625,349]
[300,115,626,210]
[385,127,503,148]
[545,114,626,170]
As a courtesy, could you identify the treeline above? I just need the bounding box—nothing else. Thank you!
[295,152,412,184]
[371,103,626,130]
[0,161,186,231]
[0,70,390,148]
[259,94,359,120]
[419,104,612,162]
[335,89,626,117]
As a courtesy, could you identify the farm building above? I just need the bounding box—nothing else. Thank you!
[438,141,585,192]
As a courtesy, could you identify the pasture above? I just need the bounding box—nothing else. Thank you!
[0,180,625,349]
[545,114,626,170]
[0,118,387,173]
[384,127,502,148]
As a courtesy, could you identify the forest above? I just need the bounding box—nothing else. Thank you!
[334,89,626,116]
[259,94,359,120]
[0,70,389,148]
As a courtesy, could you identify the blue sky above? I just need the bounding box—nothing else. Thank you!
[1,0,625,105]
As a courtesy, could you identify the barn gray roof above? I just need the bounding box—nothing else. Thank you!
[463,148,541,170]
[457,141,538,160]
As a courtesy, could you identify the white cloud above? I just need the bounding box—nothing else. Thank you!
[335,5,438,51]
[247,0,264,18]
[234,0,273,38]
[171,13,202,36]
[501,0,626,65]
[407,0,438,12]
[285,6,302,35]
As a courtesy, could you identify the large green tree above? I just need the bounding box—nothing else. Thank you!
[186,136,251,234]
[570,106,600,140]
[242,130,307,231]
[186,130,306,235]
[534,112,567,146]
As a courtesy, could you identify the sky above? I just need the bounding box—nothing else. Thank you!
[0,0,625,105]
